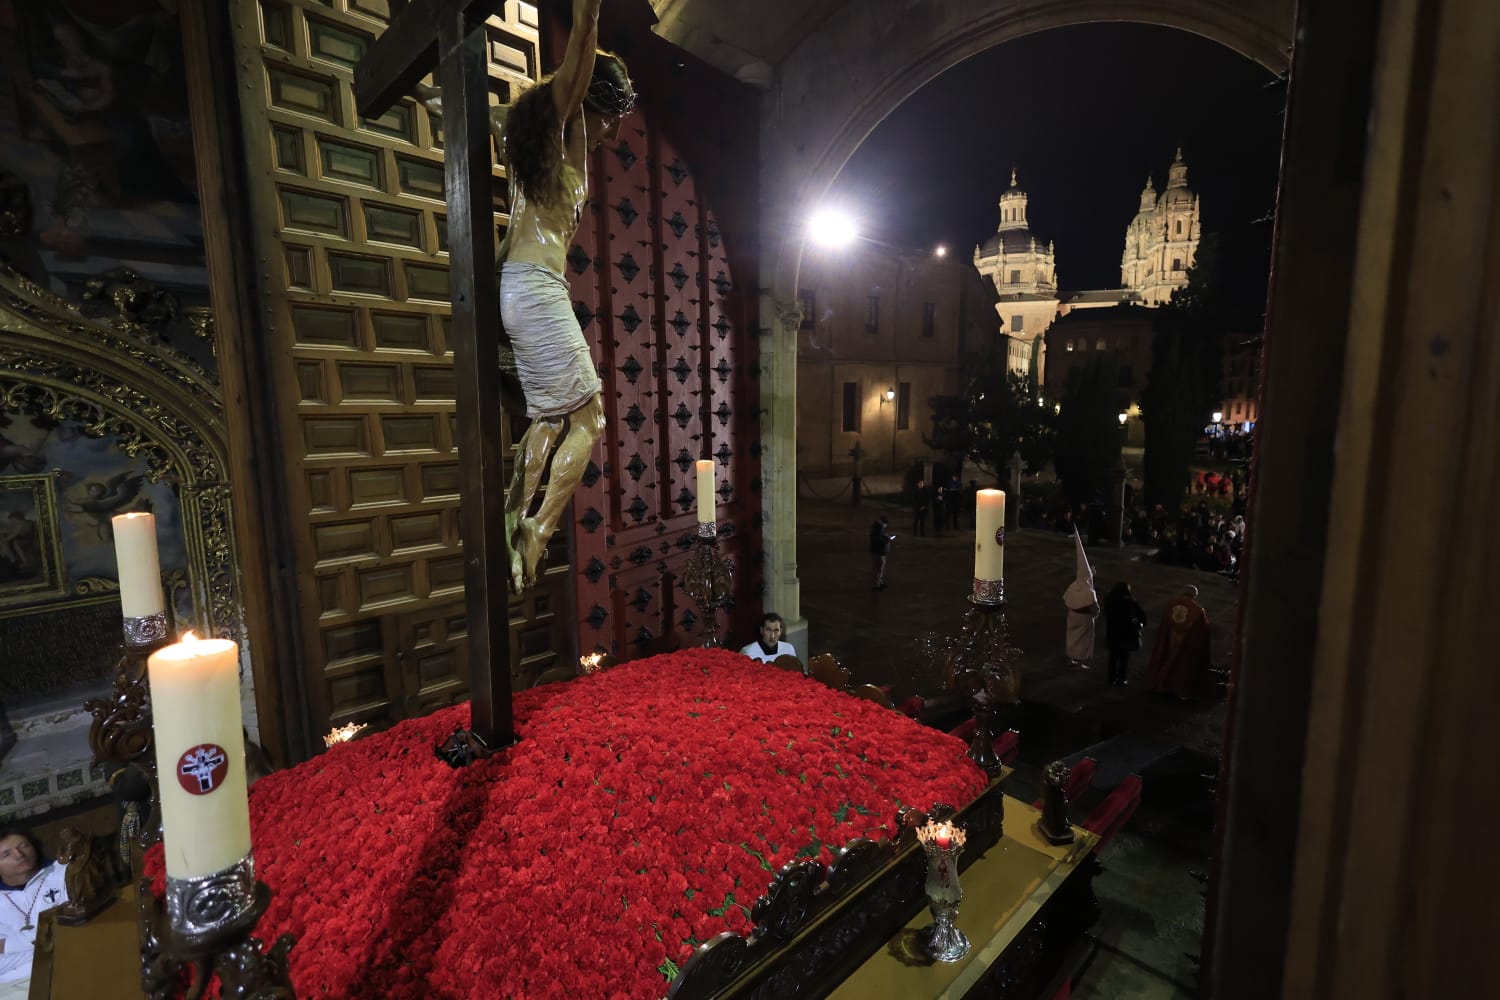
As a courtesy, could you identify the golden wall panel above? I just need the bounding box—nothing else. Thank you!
[316,135,382,187]
[348,466,406,506]
[389,511,443,551]
[337,362,400,401]
[313,521,375,563]
[231,0,561,734]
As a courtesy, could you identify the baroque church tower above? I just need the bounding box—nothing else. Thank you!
[973,169,1060,377]
[1120,148,1202,305]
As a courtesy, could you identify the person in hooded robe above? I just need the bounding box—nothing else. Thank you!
[1143,585,1213,699]
[1063,528,1099,668]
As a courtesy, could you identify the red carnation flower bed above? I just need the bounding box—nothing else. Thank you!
[151,649,986,998]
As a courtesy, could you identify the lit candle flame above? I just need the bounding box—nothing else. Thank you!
[323,722,368,748]
[182,630,199,642]
[579,651,606,675]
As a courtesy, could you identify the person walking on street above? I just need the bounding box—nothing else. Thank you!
[869,515,894,589]
[912,479,929,537]
[1102,581,1148,686]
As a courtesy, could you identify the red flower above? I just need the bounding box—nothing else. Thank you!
[146,649,986,998]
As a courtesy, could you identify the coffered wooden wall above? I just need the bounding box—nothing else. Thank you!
[215,0,762,750]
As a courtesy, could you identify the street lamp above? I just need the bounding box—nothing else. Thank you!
[883,387,896,404]
[1117,412,1128,426]
[808,206,859,248]
[1211,410,1223,425]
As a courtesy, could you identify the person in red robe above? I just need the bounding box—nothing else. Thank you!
[1143,586,1212,699]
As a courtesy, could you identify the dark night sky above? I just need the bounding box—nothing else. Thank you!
[830,23,1286,320]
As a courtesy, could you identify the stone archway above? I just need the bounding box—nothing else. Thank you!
[756,0,1294,639]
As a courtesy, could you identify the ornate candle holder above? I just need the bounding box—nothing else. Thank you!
[140,857,297,999]
[941,582,1022,776]
[682,522,733,647]
[86,609,175,854]
[915,819,971,963]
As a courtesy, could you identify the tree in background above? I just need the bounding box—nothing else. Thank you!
[926,350,1055,481]
[1053,354,1123,506]
[1141,233,1227,508]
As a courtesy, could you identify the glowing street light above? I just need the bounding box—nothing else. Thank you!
[808,207,859,248]
[1118,412,1128,425]
[934,244,949,258]
[1212,410,1224,424]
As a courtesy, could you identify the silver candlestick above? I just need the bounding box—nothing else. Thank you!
[916,819,971,963]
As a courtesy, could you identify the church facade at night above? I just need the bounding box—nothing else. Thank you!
[973,152,1201,380]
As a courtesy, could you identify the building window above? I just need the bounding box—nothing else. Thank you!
[842,382,859,432]
[1008,269,1021,285]
[1175,220,1183,235]
[1173,257,1182,271]
[1011,315,1024,332]
[799,289,815,331]
[897,382,911,430]
[1065,339,1074,352]
[921,302,936,337]
[866,295,879,333]
[1096,338,1107,351]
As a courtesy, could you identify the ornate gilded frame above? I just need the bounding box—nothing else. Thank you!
[0,262,242,641]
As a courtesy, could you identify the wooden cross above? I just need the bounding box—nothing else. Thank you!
[354,0,513,755]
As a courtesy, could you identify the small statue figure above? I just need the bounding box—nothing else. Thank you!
[1036,759,1076,846]
[54,827,114,924]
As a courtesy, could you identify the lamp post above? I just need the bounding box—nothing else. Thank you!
[849,440,866,508]
[883,386,898,473]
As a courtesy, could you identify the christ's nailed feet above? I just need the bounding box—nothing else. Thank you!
[510,516,546,592]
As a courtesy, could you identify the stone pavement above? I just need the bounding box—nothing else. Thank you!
[795,478,1234,999]
[795,481,1237,762]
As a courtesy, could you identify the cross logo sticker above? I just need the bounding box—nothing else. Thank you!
[176,744,228,796]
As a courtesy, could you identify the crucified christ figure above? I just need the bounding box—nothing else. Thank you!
[417,0,634,592]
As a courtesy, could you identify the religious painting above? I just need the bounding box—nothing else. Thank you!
[0,413,188,616]
[0,473,66,609]
[0,0,211,359]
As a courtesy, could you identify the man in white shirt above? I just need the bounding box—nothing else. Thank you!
[739,613,797,663]
[0,828,69,998]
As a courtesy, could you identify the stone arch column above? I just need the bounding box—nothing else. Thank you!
[756,0,1293,642]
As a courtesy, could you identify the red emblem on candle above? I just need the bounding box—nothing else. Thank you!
[995,527,1005,546]
[176,744,229,795]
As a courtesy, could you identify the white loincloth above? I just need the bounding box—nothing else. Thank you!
[499,261,602,418]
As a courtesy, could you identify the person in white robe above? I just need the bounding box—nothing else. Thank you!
[0,829,69,1000]
[1063,528,1099,667]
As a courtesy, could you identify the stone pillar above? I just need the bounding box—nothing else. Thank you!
[762,292,805,656]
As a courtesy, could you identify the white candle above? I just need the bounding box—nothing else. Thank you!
[974,489,1006,582]
[148,634,251,878]
[113,512,164,618]
[696,460,715,524]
